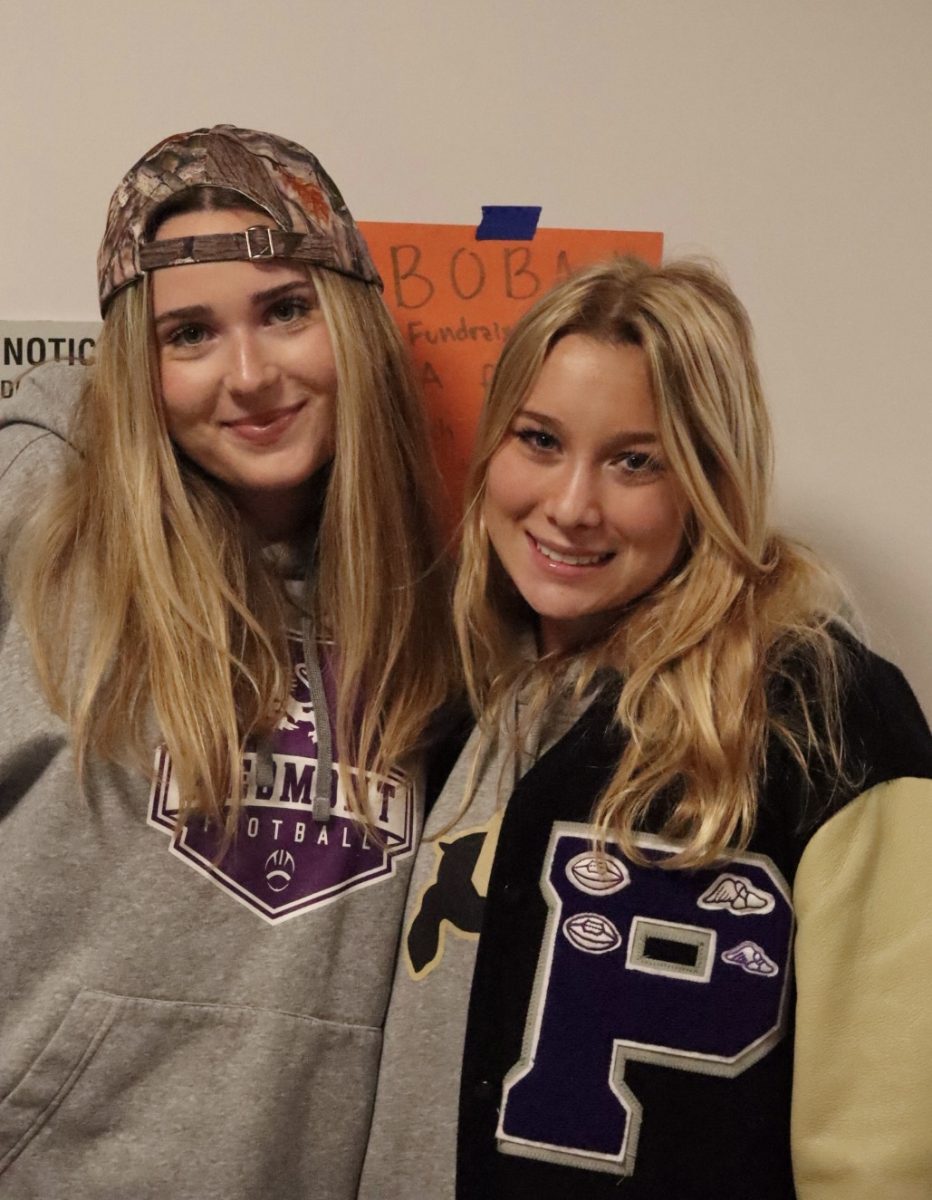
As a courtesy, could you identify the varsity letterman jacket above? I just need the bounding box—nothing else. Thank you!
[465,650,932,1199]
[364,639,932,1200]
[0,365,422,1200]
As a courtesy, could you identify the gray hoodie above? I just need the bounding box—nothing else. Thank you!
[0,364,421,1199]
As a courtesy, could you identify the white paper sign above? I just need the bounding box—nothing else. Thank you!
[1,321,101,398]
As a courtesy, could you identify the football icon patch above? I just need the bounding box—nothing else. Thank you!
[566,851,630,896]
[563,913,623,954]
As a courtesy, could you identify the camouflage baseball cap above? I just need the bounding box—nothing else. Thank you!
[97,124,381,314]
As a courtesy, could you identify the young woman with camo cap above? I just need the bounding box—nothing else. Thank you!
[0,124,454,1197]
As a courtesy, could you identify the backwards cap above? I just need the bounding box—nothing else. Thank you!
[97,124,381,315]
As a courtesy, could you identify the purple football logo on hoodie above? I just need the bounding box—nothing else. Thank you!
[148,635,415,923]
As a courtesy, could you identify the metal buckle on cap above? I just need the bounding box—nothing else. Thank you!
[244,226,276,260]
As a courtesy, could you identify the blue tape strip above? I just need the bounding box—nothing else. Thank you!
[475,206,542,241]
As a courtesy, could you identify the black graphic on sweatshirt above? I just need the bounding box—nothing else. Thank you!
[406,830,487,977]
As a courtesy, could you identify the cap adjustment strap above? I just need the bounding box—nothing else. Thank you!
[137,226,357,276]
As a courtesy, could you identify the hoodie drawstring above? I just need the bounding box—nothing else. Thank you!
[302,616,333,824]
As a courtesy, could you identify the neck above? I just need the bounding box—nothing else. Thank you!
[231,468,330,544]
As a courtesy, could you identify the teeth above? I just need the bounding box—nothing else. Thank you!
[535,539,609,566]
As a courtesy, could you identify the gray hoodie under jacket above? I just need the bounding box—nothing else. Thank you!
[0,364,422,1199]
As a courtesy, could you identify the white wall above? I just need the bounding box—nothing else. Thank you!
[3,0,930,710]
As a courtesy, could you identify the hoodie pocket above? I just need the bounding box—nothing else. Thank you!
[0,990,120,1171]
[0,988,382,1200]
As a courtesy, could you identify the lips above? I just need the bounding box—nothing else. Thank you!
[223,401,305,444]
[224,401,304,429]
[529,534,614,567]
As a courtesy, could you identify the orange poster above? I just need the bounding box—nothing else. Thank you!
[359,221,663,520]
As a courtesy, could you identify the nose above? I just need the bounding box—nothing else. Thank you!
[224,329,280,396]
[545,461,603,529]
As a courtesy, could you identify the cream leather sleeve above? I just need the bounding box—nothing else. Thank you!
[792,778,932,1199]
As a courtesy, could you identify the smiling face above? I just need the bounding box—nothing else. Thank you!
[482,334,687,653]
[150,207,338,539]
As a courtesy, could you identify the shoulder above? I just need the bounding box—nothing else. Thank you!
[1,361,86,428]
[834,634,932,787]
[0,363,87,550]
[790,632,932,925]
[767,629,932,808]
[0,362,86,469]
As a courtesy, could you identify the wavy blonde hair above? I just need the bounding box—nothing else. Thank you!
[456,256,851,868]
[12,225,454,831]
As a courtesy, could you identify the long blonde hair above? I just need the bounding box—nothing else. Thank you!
[11,252,455,830]
[456,256,850,868]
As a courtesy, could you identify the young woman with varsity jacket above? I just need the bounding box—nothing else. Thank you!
[360,256,932,1200]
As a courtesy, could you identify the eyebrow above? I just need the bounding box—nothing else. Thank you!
[152,279,315,327]
[518,407,660,447]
